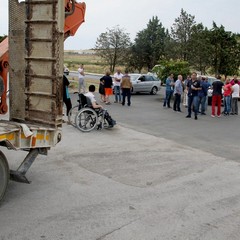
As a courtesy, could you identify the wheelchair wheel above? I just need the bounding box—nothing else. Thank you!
[75,108,98,132]
[68,105,79,126]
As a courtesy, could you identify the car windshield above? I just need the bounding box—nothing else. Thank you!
[130,75,141,81]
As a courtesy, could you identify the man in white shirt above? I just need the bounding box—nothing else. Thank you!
[78,64,85,93]
[85,85,116,128]
[113,69,123,103]
[231,79,240,115]
[85,85,103,110]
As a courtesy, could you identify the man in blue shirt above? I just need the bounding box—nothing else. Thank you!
[163,73,174,108]
[198,77,210,115]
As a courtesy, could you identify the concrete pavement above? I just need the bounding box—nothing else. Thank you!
[1,122,240,240]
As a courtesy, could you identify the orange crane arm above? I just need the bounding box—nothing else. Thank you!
[0,0,86,115]
[64,0,86,39]
[0,37,9,114]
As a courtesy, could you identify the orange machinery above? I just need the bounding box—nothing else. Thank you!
[0,0,86,115]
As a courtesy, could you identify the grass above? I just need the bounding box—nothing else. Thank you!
[64,51,108,74]
[64,51,127,74]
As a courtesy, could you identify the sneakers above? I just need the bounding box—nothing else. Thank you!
[195,115,198,120]
[211,115,215,118]
[185,115,191,118]
[217,115,221,118]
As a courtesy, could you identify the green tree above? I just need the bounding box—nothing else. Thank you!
[95,26,131,73]
[129,16,167,72]
[188,24,212,74]
[209,22,240,76]
[171,9,196,61]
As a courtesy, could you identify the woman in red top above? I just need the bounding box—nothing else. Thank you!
[223,78,232,115]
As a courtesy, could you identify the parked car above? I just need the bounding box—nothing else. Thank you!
[112,73,161,95]
[130,73,161,95]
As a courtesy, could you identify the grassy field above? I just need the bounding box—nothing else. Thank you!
[64,51,108,74]
[64,50,125,92]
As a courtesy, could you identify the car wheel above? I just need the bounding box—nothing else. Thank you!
[150,87,158,95]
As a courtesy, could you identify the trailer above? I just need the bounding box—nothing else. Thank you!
[0,0,86,202]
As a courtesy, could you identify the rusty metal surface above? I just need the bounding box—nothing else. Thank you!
[9,0,64,127]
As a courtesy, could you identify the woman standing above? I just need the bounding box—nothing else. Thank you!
[98,78,105,103]
[100,70,113,105]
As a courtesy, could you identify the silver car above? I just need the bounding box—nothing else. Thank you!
[130,74,161,95]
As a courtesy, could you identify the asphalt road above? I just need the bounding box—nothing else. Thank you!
[1,88,240,240]
[71,89,240,162]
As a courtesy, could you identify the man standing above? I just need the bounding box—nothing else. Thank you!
[183,75,190,108]
[198,77,210,115]
[211,75,224,117]
[186,72,202,120]
[113,69,123,103]
[173,75,183,112]
[163,73,174,108]
[121,70,132,106]
[78,64,85,93]
[231,79,240,115]
[63,74,72,116]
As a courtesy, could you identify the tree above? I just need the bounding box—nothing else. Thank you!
[95,26,131,73]
[188,24,212,74]
[171,9,196,61]
[130,16,167,72]
[209,22,240,76]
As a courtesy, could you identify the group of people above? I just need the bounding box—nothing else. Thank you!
[62,65,135,127]
[98,69,132,107]
[163,72,240,120]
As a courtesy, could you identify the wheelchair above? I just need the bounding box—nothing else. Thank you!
[68,93,115,132]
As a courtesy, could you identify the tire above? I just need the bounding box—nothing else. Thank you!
[150,86,158,95]
[0,151,9,202]
[68,105,80,126]
[75,108,98,132]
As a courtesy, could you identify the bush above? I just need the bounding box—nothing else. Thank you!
[152,60,190,84]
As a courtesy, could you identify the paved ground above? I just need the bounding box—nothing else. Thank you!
[1,89,240,240]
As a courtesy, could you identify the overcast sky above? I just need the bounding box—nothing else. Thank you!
[1,0,239,50]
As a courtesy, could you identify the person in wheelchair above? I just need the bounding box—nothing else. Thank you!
[85,85,116,129]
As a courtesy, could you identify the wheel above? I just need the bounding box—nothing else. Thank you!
[75,108,98,132]
[0,151,9,202]
[150,86,158,95]
[68,105,80,126]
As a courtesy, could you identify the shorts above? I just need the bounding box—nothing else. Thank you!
[105,88,113,95]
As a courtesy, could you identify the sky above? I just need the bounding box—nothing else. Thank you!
[1,0,240,50]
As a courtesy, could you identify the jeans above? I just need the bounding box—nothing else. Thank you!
[122,88,131,106]
[198,95,206,113]
[187,95,199,116]
[114,85,121,102]
[224,96,231,114]
[163,90,173,107]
